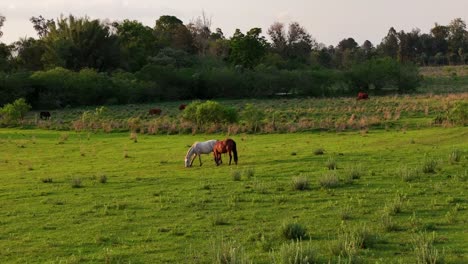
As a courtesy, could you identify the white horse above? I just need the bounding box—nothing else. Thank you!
[185,140,218,167]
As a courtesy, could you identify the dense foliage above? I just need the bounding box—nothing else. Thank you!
[1,14,467,108]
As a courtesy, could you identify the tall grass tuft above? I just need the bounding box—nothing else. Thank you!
[422,156,438,173]
[313,148,325,155]
[291,175,310,191]
[347,164,363,180]
[212,239,251,264]
[319,173,340,188]
[281,222,308,240]
[271,240,316,264]
[412,232,444,264]
[231,170,242,181]
[449,149,462,163]
[71,178,83,188]
[398,165,420,182]
[326,157,337,170]
[243,168,255,179]
[329,225,375,261]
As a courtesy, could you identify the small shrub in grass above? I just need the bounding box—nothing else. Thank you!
[57,133,69,144]
[212,239,250,264]
[329,225,375,259]
[71,178,82,188]
[384,195,404,215]
[449,149,462,163]
[231,170,241,181]
[340,205,352,220]
[398,166,420,182]
[41,178,53,183]
[212,215,229,226]
[313,148,324,155]
[445,207,458,224]
[380,213,398,232]
[271,240,316,264]
[422,156,437,173]
[319,173,340,188]
[99,175,107,184]
[281,222,307,240]
[412,232,444,264]
[243,168,254,179]
[326,157,337,170]
[347,164,363,180]
[291,175,310,191]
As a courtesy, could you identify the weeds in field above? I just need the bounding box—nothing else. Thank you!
[398,165,420,182]
[291,175,310,191]
[271,240,316,264]
[329,224,375,261]
[130,132,138,143]
[313,148,324,155]
[41,178,53,183]
[231,170,241,181]
[71,178,82,188]
[422,156,438,173]
[326,157,338,170]
[212,239,250,264]
[340,205,352,220]
[412,232,444,264]
[346,164,363,180]
[380,212,398,232]
[445,207,459,224]
[319,173,340,188]
[99,175,107,184]
[449,149,462,163]
[57,133,69,144]
[281,222,307,240]
[243,168,255,179]
[212,215,229,226]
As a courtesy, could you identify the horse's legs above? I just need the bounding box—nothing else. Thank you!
[190,154,196,167]
[228,151,232,165]
[198,154,203,166]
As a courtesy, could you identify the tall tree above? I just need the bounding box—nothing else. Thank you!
[267,22,287,56]
[12,38,46,71]
[378,27,399,59]
[229,28,268,68]
[187,12,212,56]
[0,14,5,39]
[447,18,467,64]
[154,15,194,52]
[30,15,55,38]
[113,19,155,71]
[41,15,120,71]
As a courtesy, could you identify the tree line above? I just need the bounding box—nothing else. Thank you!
[0,14,465,108]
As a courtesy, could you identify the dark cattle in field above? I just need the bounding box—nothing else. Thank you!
[179,104,187,111]
[40,111,51,120]
[357,92,369,100]
[148,108,162,115]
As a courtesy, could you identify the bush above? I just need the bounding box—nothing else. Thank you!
[412,232,444,264]
[281,222,307,240]
[241,103,265,132]
[292,175,310,191]
[422,156,438,173]
[449,149,462,163]
[319,173,340,188]
[272,240,316,264]
[0,98,31,123]
[182,100,239,127]
[447,101,467,126]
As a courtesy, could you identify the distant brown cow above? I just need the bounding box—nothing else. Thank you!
[148,108,162,115]
[357,92,369,100]
[179,104,187,111]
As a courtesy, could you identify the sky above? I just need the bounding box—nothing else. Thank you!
[1,0,468,46]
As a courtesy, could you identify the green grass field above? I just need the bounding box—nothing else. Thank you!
[0,126,466,263]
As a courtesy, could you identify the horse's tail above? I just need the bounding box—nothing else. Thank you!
[232,140,238,164]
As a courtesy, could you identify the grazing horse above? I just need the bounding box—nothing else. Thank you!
[213,139,238,166]
[185,140,218,167]
[179,104,187,111]
[40,111,51,120]
[357,92,369,100]
[149,108,162,115]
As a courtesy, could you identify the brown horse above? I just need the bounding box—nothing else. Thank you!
[213,139,238,166]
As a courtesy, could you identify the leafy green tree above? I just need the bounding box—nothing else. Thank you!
[113,19,156,71]
[378,27,399,59]
[0,14,5,39]
[0,98,31,122]
[447,18,467,64]
[268,22,314,62]
[30,15,55,38]
[41,15,120,71]
[154,15,194,52]
[0,43,10,72]
[12,38,46,71]
[229,28,268,68]
[187,12,213,56]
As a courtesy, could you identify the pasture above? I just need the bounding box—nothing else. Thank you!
[0,127,466,263]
